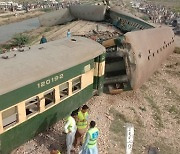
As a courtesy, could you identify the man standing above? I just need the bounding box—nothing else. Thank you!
[67,29,71,38]
[74,105,89,148]
[81,121,99,154]
[64,111,77,154]
[40,35,47,44]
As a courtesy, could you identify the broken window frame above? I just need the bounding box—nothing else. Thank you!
[44,89,55,108]
[25,96,40,118]
[2,106,18,130]
[59,82,69,100]
[72,76,81,94]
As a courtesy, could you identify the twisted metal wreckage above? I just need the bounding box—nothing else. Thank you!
[39,4,175,94]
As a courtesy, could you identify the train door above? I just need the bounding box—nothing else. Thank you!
[93,54,106,95]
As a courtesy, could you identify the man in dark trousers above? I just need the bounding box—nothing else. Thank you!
[40,35,47,44]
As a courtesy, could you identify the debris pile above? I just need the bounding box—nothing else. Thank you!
[75,30,121,43]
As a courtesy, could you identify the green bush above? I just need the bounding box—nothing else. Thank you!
[140,15,150,21]
[174,47,180,54]
[12,34,30,46]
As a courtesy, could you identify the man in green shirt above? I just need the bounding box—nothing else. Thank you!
[40,35,47,44]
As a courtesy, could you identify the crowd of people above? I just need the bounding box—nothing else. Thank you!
[135,1,180,25]
[0,0,80,13]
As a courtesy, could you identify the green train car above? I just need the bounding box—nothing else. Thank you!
[108,6,154,33]
[0,37,105,153]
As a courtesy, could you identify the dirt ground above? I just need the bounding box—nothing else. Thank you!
[1,2,178,154]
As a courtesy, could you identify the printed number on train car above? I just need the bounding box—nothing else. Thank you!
[37,74,64,88]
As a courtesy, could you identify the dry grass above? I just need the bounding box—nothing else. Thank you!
[144,96,163,128]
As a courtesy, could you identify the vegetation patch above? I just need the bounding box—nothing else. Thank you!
[168,105,180,123]
[109,107,128,134]
[0,43,12,52]
[164,86,180,101]
[45,27,53,32]
[165,70,180,77]
[147,77,157,86]
[140,15,150,21]
[41,8,53,13]
[140,84,148,91]
[0,14,12,18]
[11,33,30,46]
[174,47,180,54]
[154,138,177,154]
[109,107,129,153]
[144,96,163,128]
[128,107,144,127]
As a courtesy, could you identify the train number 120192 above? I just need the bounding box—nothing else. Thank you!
[37,74,64,88]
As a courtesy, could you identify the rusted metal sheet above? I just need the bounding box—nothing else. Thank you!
[102,39,115,47]
[69,4,107,21]
[124,27,175,89]
[38,8,75,27]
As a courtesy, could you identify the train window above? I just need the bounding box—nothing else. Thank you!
[72,76,81,94]
[153,53,155,57]
[148,50,151,54]
[60,82,69,100]
[148,55,150,60]
[25,97,40,118]
[157,50,159,53]
[44,89,55,108]
[2,106,18,129]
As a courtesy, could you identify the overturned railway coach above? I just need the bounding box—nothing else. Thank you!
[0,37,105,153]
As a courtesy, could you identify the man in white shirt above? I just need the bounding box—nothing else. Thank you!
[64,111,77,154]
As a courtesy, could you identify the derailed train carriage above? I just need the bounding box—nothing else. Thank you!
[0,37,105,153]
[0,4,176,153]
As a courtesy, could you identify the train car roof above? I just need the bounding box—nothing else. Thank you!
[0,37,105,95]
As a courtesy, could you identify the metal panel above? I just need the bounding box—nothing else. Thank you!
[38,8,75,27]
[69,4,107,21]
[124,27,175,89]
